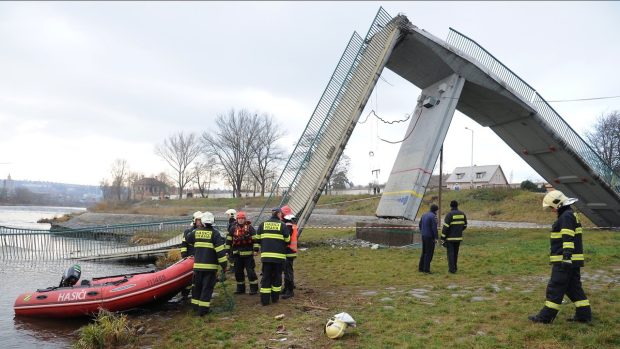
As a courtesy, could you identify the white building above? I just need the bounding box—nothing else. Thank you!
[446,165,509,190]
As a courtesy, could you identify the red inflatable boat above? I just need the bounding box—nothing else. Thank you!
[14,257,194,318]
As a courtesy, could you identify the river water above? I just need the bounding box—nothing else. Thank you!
[0,206,153,349]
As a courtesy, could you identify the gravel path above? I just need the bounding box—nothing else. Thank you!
[55,211,545,230]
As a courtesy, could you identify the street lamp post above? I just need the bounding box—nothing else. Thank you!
[465,127,474,189]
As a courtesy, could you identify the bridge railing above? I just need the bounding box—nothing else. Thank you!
[0,219,230,261]
[446,28,620,193]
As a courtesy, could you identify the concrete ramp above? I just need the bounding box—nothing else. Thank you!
[376,74,465,219]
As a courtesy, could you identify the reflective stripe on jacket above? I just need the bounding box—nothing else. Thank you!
[256,216,290,263]
[549,206,584,267]
[186,226,228,271]
[441,209,467,241]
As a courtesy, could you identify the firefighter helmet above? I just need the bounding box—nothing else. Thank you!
[237,211,246,220]
[192,211,203,222]
[225,209,236,219]
[325,318,347,339]
[201,211,215,224]
[281,205,293,217]
[542,190,578,209]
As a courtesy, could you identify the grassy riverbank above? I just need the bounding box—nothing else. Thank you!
[126,227,620,349]
[89,188,593,226]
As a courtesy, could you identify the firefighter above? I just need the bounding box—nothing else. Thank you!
[225,209,237,274]
[185,211,228,316]
[528,190,592,324]
[280,205,298,299]
[255,207,290,306]
[441,200,467,274]
[226,211,259,295]
[180,211,202,300]
[180,211,202,258]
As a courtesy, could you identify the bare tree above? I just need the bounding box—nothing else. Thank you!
[191,160,219,198]
[586,111,620,172]
[155,132,202,199]
[328,154,351,193]
[126,171,144,201]
[249,115,285,197]
[110,159,129,201]
[202,109,259,198]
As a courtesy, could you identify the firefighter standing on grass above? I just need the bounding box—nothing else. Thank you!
[256,207,290,306]
[226,211,259,295]
[180,211,202,300]
[441,200,467,274]
[185,212,228,316]
[528,190,592,324]
[280,205,298,299]
[225,209,237,274]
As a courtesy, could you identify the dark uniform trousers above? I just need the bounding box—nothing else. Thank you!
[537,264,591,321]
[261,262,284,305]
[418,236,435,273]
[234,254,258,293]
[447,241,460,273]
[283,257,295,293]
[192,270,217,312]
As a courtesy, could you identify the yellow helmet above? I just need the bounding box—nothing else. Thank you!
[325,319,347,339]
[542,190,578,209]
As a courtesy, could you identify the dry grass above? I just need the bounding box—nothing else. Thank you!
[135,228,620,349]
[155,250,182,269]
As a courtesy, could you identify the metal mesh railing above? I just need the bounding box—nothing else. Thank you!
[0,219,229,260]
[255,7,396,225]
[254,31,366,224]
[446,28,620,193]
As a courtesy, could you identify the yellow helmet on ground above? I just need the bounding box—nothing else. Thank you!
[542,190,578,209]
[325,318,347,339]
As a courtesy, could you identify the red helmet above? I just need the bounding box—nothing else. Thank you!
[280,205,293,216]
[236,211,247,220]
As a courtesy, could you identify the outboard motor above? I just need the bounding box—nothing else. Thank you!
[59,264,81,287]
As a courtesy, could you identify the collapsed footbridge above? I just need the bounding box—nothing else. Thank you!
[257,7,620,229]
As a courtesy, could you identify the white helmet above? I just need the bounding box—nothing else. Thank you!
[201,211,215,224]
[325,318,347,339]
[225,209,237,219]
[192,211,203,222]
[542,190,578,209]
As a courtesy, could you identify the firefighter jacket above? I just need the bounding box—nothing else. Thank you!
[284,220,298,258]
[549,206,584,267]
[256,216,290,263]
[226,221,259,257]
[186,225,228,271]
[441,209,467,241]
[180,225,196,258]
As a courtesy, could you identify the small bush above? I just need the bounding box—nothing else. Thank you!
[488,209,503,216]
[74,309,136,349]
[156,249,182,268]
[469,188,512,202]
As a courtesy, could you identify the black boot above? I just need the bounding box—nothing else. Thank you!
[261,293,270,306]
[249,283,258,295]
[282,281,294,299]
[528,314,553,324]
[271,292,280,304]
[234,283,246,295]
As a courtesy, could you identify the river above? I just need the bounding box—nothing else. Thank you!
[0,206,153,349]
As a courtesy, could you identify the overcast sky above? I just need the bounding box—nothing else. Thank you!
[1,1,619,188]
